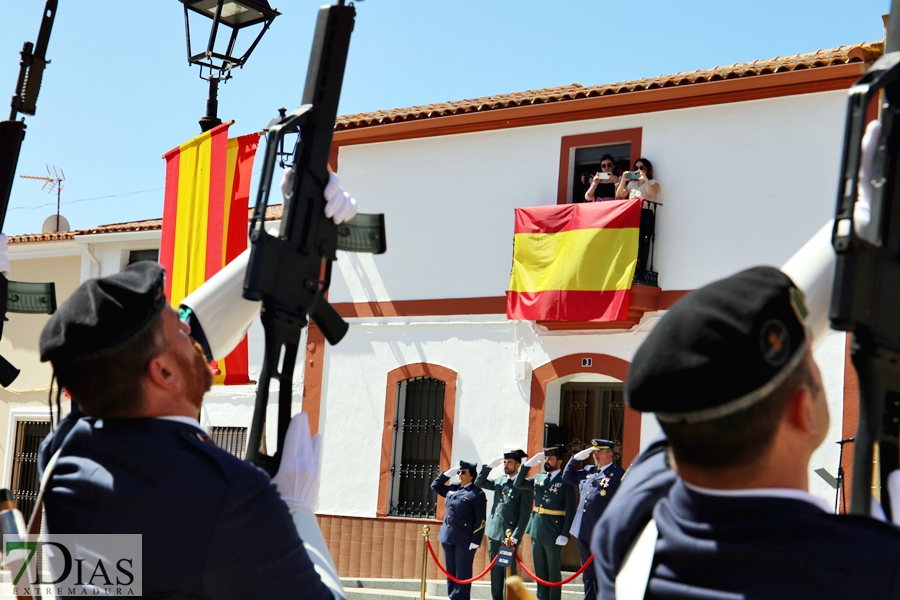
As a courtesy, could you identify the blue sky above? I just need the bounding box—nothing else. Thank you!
[0,0,887,235]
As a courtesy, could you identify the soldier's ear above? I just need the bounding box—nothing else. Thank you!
[146,351,179,391]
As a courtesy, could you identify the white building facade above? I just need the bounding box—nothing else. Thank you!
[0,42,877,579]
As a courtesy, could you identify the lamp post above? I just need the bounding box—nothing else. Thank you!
[179,0,280,132]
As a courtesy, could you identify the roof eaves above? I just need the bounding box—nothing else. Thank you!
[334,42,884,132]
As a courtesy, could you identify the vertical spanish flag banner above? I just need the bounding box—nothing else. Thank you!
[160,121,261,385]
[507,200,642,322]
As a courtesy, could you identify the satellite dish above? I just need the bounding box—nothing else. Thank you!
[41,214,70,233]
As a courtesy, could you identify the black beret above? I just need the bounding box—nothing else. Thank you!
[503,449,527,461]
[40,262,167,363]
[591,439,616,450]
[459,460,478,471]
[627,266,808,423]
[543,444,567,458]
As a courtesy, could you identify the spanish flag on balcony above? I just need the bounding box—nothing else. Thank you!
[507,200,642,322]
[160,122,260,385]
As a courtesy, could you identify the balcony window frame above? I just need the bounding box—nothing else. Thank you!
[557,128,643,205]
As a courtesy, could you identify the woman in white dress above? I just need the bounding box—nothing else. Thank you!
[616,157,660,200]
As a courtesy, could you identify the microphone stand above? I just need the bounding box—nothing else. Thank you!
[836,438,855,514]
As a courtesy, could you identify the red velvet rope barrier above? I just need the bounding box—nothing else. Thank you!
[425,540,499,584]
[514,550,594,587]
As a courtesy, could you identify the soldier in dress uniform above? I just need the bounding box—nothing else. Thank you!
[562,439,624,600]
[591,267,900,599]
[432,460,488,600]
[514,444,576,600]
[35,262,343,599]
[475,448,534,600]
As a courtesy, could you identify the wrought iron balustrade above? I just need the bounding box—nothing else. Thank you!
[633,199,660,287]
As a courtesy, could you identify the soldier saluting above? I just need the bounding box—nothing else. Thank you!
[474,448,533,600]
[562,439,624,600]
[431,460,488,600]
[514,444,576,600]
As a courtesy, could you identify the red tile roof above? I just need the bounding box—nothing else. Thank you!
[335,42,883,131]
[9,205,284,245]
[9,42,883,243]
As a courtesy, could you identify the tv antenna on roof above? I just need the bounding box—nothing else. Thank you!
[20,163,66,232]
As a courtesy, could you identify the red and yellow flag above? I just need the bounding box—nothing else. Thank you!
[507,200,642,322]
[160,122,260,385]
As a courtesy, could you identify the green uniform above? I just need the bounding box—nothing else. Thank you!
[514,468,576,600]
[475,465,534,600]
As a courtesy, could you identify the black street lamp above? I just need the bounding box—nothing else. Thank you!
[180,0,280,132]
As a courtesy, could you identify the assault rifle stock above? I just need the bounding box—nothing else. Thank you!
[243,1,386,474]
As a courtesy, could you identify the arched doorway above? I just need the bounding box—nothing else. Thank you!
[527,353,640,468]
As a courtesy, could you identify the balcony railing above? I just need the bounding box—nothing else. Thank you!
[633,199,660,288]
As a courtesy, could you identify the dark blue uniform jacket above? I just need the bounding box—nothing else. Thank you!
[431,475,487,548]
[562,458,624,542]
[592,438,900,599]
[40,416,332,600]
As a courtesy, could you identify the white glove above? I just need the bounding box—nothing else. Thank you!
[524,452,545,468]
[468,543,479,551]
[487,456,504,469]
[510,537,518,546]
[322,171,358,224]
[443,467,460,478]
[289,506,345,600]
[273,412,321,510]
[574,448,593,461]
[555,535,568,546]
[856,119,880,241]
[0,233,10,277]
[281,168,358,225]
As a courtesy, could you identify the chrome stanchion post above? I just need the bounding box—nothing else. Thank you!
[420,525,430,600]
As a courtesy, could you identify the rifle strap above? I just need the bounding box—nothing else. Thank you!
[615,518,658,600]
[27,448,62,536]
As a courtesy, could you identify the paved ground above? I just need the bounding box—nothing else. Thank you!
[342,575,585,600]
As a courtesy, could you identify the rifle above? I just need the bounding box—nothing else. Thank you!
[0,1,60,389]
[242,0,386,475]
[830,0,900,517]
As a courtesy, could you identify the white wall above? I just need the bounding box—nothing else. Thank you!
[331,90,846,301]
[0,88,852,516]
[316,316,523,516]
[314,315,848,515]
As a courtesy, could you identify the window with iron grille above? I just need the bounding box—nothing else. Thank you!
[10,420,51,520]
[388,377,445,518]
[209,426,248,460]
